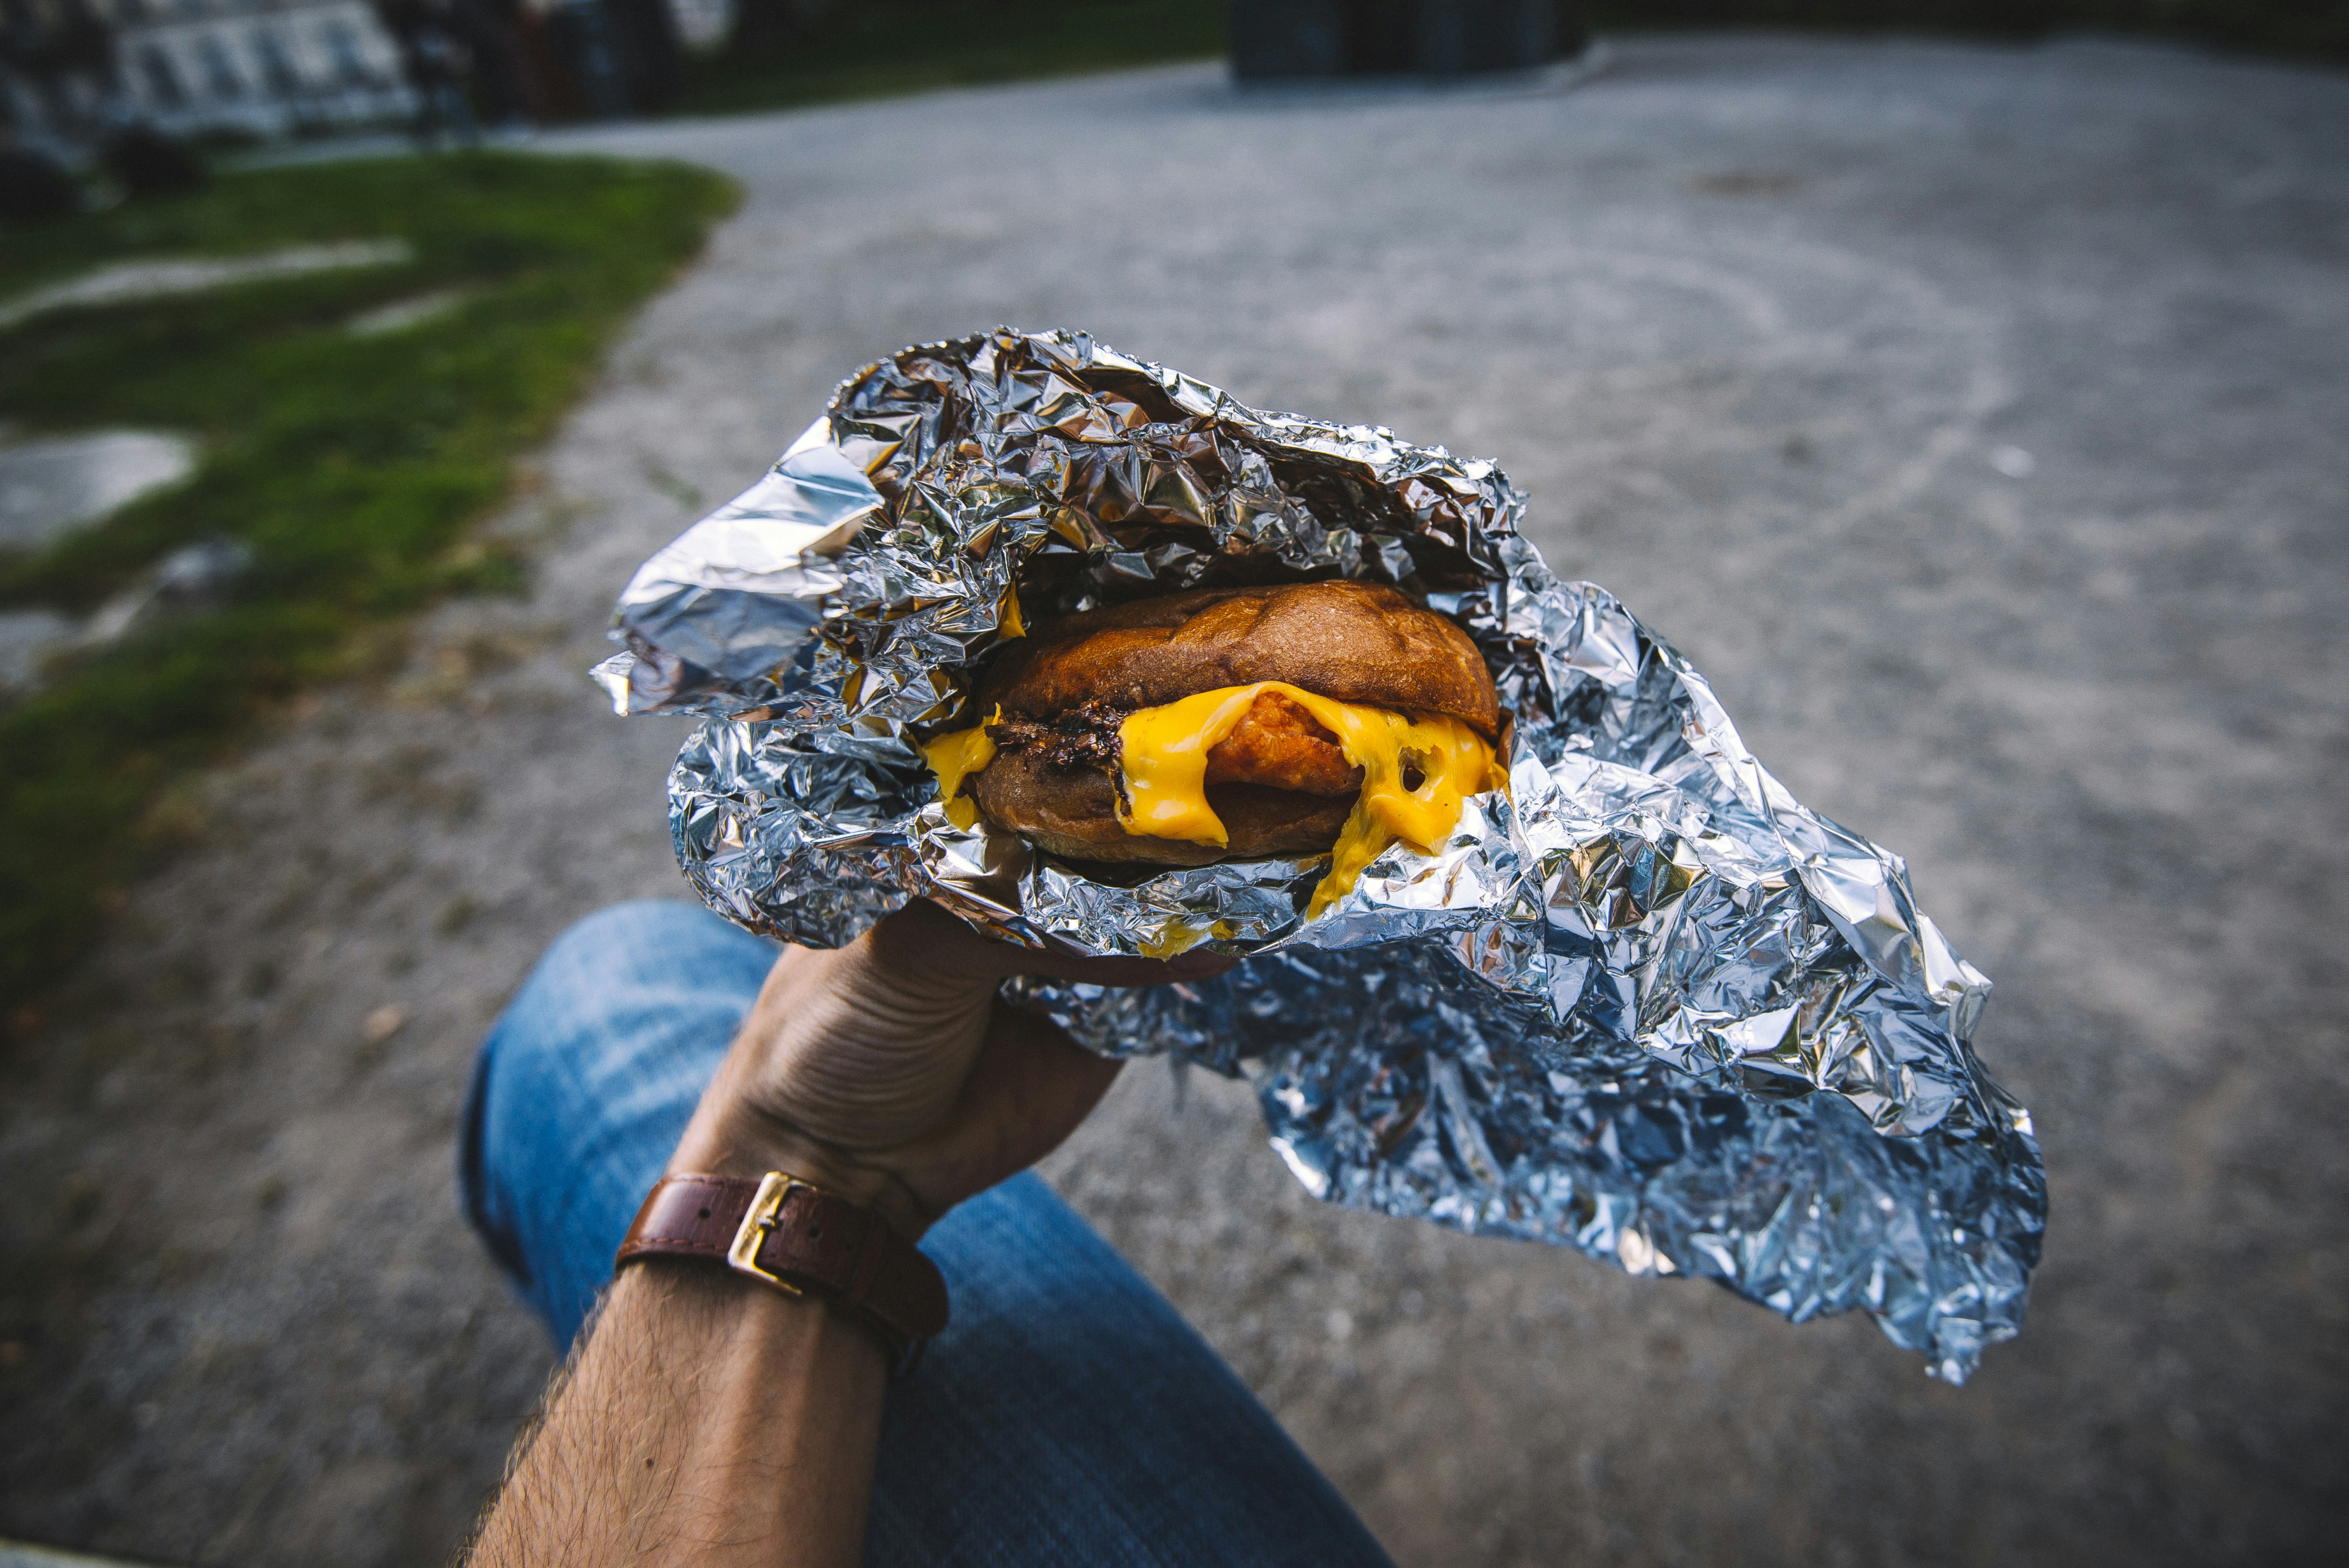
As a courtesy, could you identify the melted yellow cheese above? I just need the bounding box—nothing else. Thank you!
[921,707,999,830]
[1116,682,1506,918]
[1138,918,1234,960]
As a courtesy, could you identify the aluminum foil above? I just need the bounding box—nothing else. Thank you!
[594,329,2044,1382]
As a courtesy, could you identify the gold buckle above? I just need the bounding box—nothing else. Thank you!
[726,1171,823,1296]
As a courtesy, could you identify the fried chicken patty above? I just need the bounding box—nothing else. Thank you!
[1201,690,1361,795]
[990,690,1362,797]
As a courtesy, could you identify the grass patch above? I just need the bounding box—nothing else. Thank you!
[683,0,1225,116]
[0,153,738,1011]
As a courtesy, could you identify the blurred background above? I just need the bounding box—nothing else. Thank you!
[3,4,2345,1566]
[3,1,2344,148]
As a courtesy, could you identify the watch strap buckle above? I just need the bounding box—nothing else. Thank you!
[725,1171,814,1295]
[616,1171,950,1367]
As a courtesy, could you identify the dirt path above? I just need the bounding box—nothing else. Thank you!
[5,35,2346,1566]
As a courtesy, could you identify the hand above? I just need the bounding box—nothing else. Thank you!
[669,900,1230,1239]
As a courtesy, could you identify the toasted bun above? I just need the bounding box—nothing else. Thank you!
[968,581,1496,867]
[972,745,1356,865]
[977,581,1500,737]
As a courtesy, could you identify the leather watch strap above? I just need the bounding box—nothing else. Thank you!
[616,1173,948,1356]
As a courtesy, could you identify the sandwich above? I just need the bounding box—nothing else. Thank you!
[922,581,1507,916]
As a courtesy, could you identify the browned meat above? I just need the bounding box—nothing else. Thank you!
[988,700,1127,771]
[1201,690,1362,797]
[988,689,1362,800]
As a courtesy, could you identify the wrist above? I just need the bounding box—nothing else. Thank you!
[618,1167,950,1370]
[621,1252,889,1371]
[669,1091,934,1241]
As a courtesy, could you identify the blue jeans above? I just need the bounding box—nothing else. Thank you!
[462,900,1395,1568]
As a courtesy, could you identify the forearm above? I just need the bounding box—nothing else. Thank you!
[467,903,1188,1565]
[469,1262,887,1568]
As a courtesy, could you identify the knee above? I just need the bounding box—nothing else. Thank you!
[531,899,733,994]
[464,901,747,1257]
[479,898,778,1091]
[477,902,726,1101]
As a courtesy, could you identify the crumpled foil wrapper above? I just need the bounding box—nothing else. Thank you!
[594,329,2044,1381]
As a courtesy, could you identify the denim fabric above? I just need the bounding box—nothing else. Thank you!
[462,900,1395,1568]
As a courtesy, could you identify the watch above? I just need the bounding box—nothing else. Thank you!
[616,1171,949,1368]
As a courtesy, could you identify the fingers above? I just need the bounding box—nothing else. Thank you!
[1020,947,1239,988]
[889,1000,1125,1218]
[872,897,1240,991]
[860,899,1021,992]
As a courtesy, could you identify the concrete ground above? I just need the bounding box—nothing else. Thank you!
[4,32,2346,1568]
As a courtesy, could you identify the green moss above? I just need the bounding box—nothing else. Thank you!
[0,153,739,1009]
